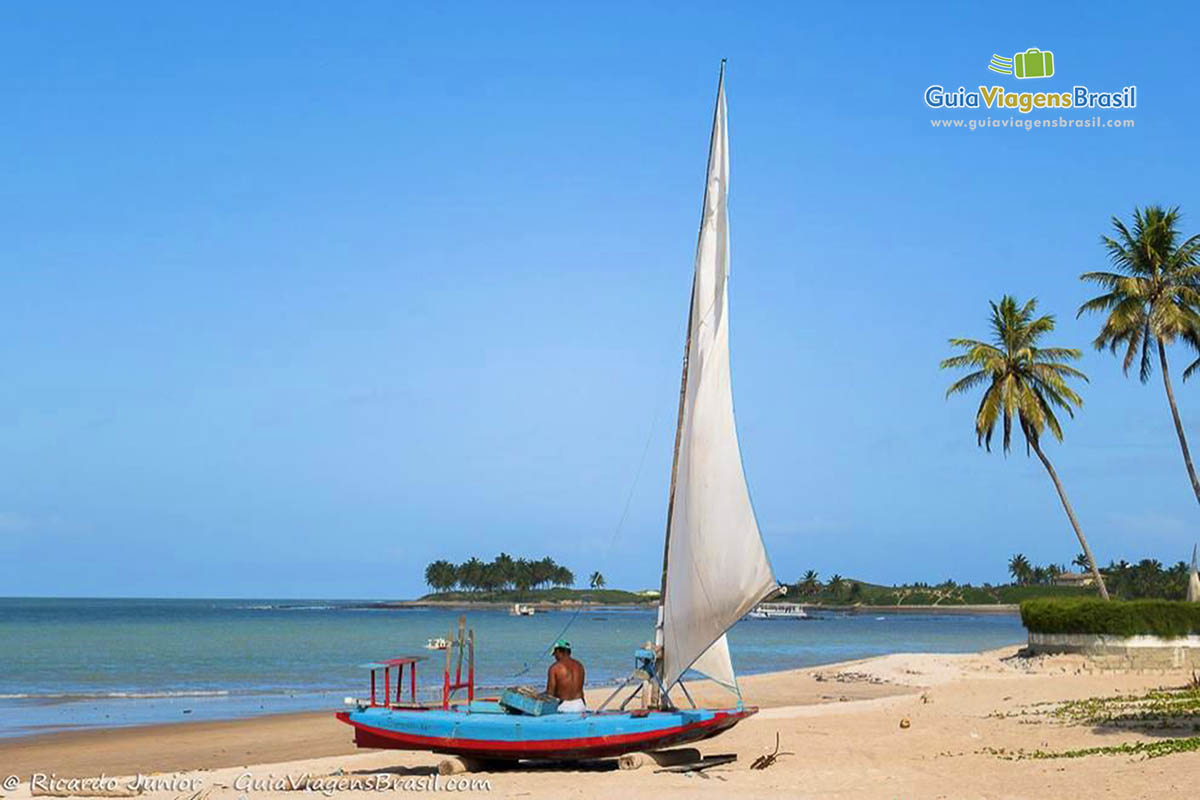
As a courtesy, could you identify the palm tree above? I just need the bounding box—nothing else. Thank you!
[589,571,606,590]
[424,560,457,593]
[458,557,485,592]
[531,557,557,590]
[512,558,534,594]
[827,574,845,599]
[1072,553,1089,570]
[478,562,502,593]
[1008,553,1032,585]
[800,570,820,596]
[493,552,516,590]
[1079,206,1200,506]
[553,566,575,588]
[942,296,1109,599]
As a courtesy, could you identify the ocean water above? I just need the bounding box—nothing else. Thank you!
[0,598,1024,738]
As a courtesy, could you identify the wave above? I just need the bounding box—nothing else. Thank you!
[0,689,232,700]
[0,687,359,702]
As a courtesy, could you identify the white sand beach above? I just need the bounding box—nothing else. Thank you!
[2,645,1196,799]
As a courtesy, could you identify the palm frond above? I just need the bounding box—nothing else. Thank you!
[945,369,992,397]
[944,293,1087,456]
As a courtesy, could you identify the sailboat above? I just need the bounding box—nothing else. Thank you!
[336,62,781,761]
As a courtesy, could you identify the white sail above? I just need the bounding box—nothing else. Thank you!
[1188,544,1200,603]
[689,633,735,690]
[660,65,778,693]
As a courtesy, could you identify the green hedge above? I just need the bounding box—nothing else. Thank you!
[1021,598,1200,638]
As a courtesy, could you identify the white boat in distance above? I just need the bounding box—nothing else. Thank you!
[510,603,536,616]
[747,603,809,620]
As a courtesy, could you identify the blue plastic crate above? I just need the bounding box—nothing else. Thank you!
[499,687,561,716]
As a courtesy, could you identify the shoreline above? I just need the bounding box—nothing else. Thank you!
[0,654,922,777]
[367,599,1020,613]
[0,619,1024,743]
[4,645,1199,797]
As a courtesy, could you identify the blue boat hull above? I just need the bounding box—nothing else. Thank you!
[336,702,755,760]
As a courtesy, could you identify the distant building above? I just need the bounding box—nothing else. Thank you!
[636,589,661,598]
[1053,571,1094,587]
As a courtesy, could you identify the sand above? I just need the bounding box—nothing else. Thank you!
[1,646,1196,798]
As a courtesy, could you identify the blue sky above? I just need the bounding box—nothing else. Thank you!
[2,2,1199,597]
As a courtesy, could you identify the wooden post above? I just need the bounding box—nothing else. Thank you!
[468,629,475,702]
[443,628,452,709]
[455,615,466,687]
[410,659,417,704]
[370,669,376,706]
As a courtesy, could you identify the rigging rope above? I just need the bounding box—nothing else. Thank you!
[511,401,664,678]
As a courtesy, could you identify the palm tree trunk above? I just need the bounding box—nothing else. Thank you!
[1029,439,1110,600]
[1157,339,1200,506]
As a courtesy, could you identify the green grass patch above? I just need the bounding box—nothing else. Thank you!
[981,685,1200,761]
[1021,598,1200,637]
[1050,686,1200,728]
[983,737,1200,760]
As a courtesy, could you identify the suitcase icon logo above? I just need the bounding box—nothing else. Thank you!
[987,48,1055,79]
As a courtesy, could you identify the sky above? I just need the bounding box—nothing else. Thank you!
[2,1,1199,598]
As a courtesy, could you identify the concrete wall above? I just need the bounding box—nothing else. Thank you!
[1028,632,1200,669]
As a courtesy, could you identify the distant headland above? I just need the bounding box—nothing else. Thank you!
[363,551,1195,610]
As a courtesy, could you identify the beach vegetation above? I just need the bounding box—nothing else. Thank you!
[782,574,1092,606]
[417,586,652,604]
[424,554,576,595]
[1021,598,1200,637]
[1008,554,1032,584]
[983,737,1200,760]
[798,570,821,595]
[983,684,1200,761]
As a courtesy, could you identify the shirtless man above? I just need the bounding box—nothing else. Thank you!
[546,639,586,713]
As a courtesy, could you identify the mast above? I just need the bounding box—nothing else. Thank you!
[657,59,727,621]
[657,282,695,604]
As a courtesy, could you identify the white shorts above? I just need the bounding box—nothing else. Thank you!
[557,698,587,713]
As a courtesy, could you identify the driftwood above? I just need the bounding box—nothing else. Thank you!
[437,756,493,775]
[617,747,702,771]
[750,732,793,770]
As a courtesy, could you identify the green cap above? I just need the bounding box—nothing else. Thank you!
[553,638,571,650]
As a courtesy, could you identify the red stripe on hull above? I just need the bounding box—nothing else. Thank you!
[335,709,754,761]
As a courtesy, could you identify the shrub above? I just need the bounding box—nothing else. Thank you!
[1021,598,1200,638]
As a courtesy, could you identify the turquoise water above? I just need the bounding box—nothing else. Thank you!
[0,599,1023,737]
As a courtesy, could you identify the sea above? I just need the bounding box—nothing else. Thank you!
[0,598,1025,738]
